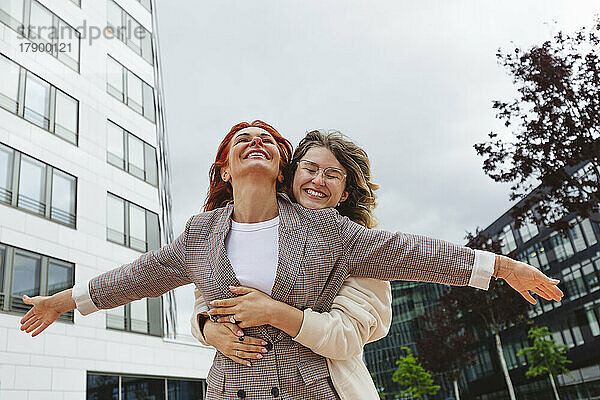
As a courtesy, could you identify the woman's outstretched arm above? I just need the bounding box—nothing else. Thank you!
[335,214,562,303]
[19,218,194,336]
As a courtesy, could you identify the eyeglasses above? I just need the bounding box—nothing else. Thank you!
[297,159,346,183]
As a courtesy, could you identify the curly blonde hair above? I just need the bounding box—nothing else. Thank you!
[285,130,379,228]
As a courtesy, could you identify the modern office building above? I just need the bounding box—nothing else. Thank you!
[365,161,600,400]
[0,1,215,398]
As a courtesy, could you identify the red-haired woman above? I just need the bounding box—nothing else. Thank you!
[21,121,562,399]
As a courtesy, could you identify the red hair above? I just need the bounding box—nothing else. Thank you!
[203,120,294,212]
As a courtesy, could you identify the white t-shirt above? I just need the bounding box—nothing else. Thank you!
[225,216,279,295]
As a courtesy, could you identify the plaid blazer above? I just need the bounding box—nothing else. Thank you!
[89,194,476,399]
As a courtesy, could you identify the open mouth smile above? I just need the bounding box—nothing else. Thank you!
[304,188,327,199]
[243,149,270,160]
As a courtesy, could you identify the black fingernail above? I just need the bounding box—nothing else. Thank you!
[238,335,245,342]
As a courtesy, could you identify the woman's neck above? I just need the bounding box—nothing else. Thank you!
[231,179,279,223]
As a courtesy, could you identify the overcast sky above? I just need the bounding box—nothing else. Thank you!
[154,0,598,334]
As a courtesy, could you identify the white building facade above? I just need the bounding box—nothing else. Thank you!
[0,0,215,398]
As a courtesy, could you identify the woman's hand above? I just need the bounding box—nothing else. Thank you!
[203,320,268,367]
[208,286,304,337]
[19,289,76,337]
[494,255,563,304]
[208,286,280,328]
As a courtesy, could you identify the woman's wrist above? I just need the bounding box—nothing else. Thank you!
[55,288,77,313]
[271,301,304,337]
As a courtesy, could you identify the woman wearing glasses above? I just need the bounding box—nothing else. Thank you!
[21,120,562,400]
[190,130,392,399]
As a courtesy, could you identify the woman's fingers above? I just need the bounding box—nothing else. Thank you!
[21,315,40,331]
[531,286,552,301]
[25,319,44,334]
[20,308,37,325]
[208,307,236,316]
[226,355,252,367]
[31,322,50,337]
[519,290,537,305]
[221,322,244,337]
[233,349,263,360]
[229,286,255,295]
[210,298,240,308]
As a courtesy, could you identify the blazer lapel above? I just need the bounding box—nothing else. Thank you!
[270,194,306,304]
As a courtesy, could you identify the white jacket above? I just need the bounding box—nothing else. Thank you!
[190,277,392,400]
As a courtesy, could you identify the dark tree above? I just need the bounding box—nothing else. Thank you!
[475,18,600,233]
[439,229,531,400]
[417,304,476,400]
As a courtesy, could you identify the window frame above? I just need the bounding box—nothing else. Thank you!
[0,142,77,228]
[0,53,80,145]
[106,192,160,252]
[106,120,159,186]
[0,242,74,321]
[107,0,154,65]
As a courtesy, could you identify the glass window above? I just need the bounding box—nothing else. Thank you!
[586,260,600,292]
[168,379,205,400]
[499,225,517,254]
[122,376,165,400]
[54,90,78,143]
[125,15,142,54]
[141,28,153,64]
[569,221,587,253]
[51,169,76,226]
[47,261,73,295]
[107,57,124,101]
[0,55,21,113]
[12,251,41,300]
[57,21,80,71]
[129,203,146,252]
[107,195,125,245]
[519,221,538,243]
[0,0,25,28]
[107,122,125,168]
[581,219,598,247]
[142,82,155,122]
[126,71,143,113]
[107,1,122,39]
[146,211,160,251]
[129,298,148,333]
[128,135,145,179]
[586,306,600,336]
[549,233,575,262]
[18,155,46,215]
[87,374,119,400]
[144,143,158,186]
[106,306,125,330]
[0,144,14,204]
[29,1,55,45]
[0,246,5,295]
[139,0,152,12]
[563,265,586,300]
[24,73,51,130]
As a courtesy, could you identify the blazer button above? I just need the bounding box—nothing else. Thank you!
[271,387,280,397]
[265,341,273,351]
[237,389,246,398]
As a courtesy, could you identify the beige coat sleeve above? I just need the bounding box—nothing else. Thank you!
[293,276,392,360]
[190,287,210,346]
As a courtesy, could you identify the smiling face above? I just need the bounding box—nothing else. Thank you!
[292,146,349,209]
[222,127,283,185]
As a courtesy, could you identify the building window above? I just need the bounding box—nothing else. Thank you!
[87,374,206,400]
[68,0,81,6]
[0,242,74,321]
[107,1,153,64]
[136,0,152,12]
[0,0,80,71]
[0,0,25,30]
[24,72,51,130]
[0,143,77,227]
[562,263,587,301]
[106,297,163,336]
[548,232,575,262]
[498,224,517,255]
[106,56,156,122]
[0,53,80,144]
[585,301,600,337]
[0,54,21,113]
[518,220,539,243]
[106,193,160,252]
[106,120,158,186]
